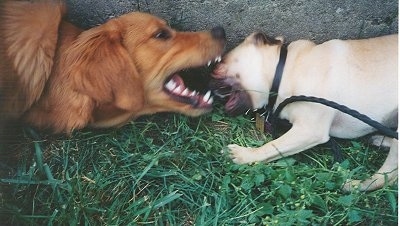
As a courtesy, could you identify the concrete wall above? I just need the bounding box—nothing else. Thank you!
[66,0,398,49]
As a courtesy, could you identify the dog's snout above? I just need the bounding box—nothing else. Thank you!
[211,26,226,41]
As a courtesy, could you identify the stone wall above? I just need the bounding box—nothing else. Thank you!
[66,0,398,49]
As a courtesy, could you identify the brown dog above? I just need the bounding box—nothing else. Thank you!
[0,1,225,135]
[211,33,397,191]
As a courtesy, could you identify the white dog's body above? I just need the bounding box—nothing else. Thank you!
[211,33,398,191]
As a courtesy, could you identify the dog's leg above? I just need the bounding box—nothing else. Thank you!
[369,135,393,147]
[228,121,331,164]
[343,138,398,192]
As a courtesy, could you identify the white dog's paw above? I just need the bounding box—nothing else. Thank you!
[342,179,382,192]
[227,144,256,164]
[342,179,362,192]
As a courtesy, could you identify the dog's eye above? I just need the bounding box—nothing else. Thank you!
[154,29,171,40]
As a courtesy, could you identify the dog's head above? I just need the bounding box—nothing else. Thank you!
[66,12,226,127]
[209,32,283,116]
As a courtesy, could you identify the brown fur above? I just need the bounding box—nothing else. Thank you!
[0,1,225,135]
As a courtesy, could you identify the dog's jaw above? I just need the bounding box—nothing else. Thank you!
[209,73,252,116]
[162,54,223,109]
[164,74,214,109]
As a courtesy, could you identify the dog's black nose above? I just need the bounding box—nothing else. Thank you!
[211,26,226,40]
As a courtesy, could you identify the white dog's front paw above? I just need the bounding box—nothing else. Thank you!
[342,179,362,192]
[227,144,256,164]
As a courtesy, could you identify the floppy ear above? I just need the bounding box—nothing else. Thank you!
[252,33,283,46]
[274,36,285,43]
[64,19,143,112]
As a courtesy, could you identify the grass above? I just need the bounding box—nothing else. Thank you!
[0,106,398,225]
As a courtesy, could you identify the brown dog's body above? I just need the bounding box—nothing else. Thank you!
[211,33,397,191]
[0,1,225,134]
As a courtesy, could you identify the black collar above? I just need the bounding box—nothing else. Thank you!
[266,45,287,113]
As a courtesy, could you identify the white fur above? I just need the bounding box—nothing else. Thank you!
[222,33,398,191]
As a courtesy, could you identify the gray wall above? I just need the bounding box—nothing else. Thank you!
[66,0,398,49]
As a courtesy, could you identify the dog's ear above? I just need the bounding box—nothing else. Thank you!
[64,19,144,112]
[252,32,283,46]
[274,36,285,43]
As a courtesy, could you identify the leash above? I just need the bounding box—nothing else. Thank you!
[269,95,398,140]
[260,95,398,162]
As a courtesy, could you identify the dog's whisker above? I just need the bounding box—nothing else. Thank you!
[213,88,269,95]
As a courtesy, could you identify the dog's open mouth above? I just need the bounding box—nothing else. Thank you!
[209,80,252,116]
[163,56,222,109]
[209,65,253,116]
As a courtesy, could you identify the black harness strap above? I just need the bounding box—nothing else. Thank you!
[266,45,287,115]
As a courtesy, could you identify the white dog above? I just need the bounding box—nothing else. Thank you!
[210,33,398,191]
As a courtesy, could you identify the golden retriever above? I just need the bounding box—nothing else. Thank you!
[0,0,225,135]
[210,32,397,191]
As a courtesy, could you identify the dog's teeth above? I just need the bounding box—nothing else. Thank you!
[190,91,197,97]
[207,96,214,104]
[165,80,176,91]
[207,60,212,67]
[182,88,189,96]
[215,56,222,63]
[203,91,211,102]
[173,86,182,94]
